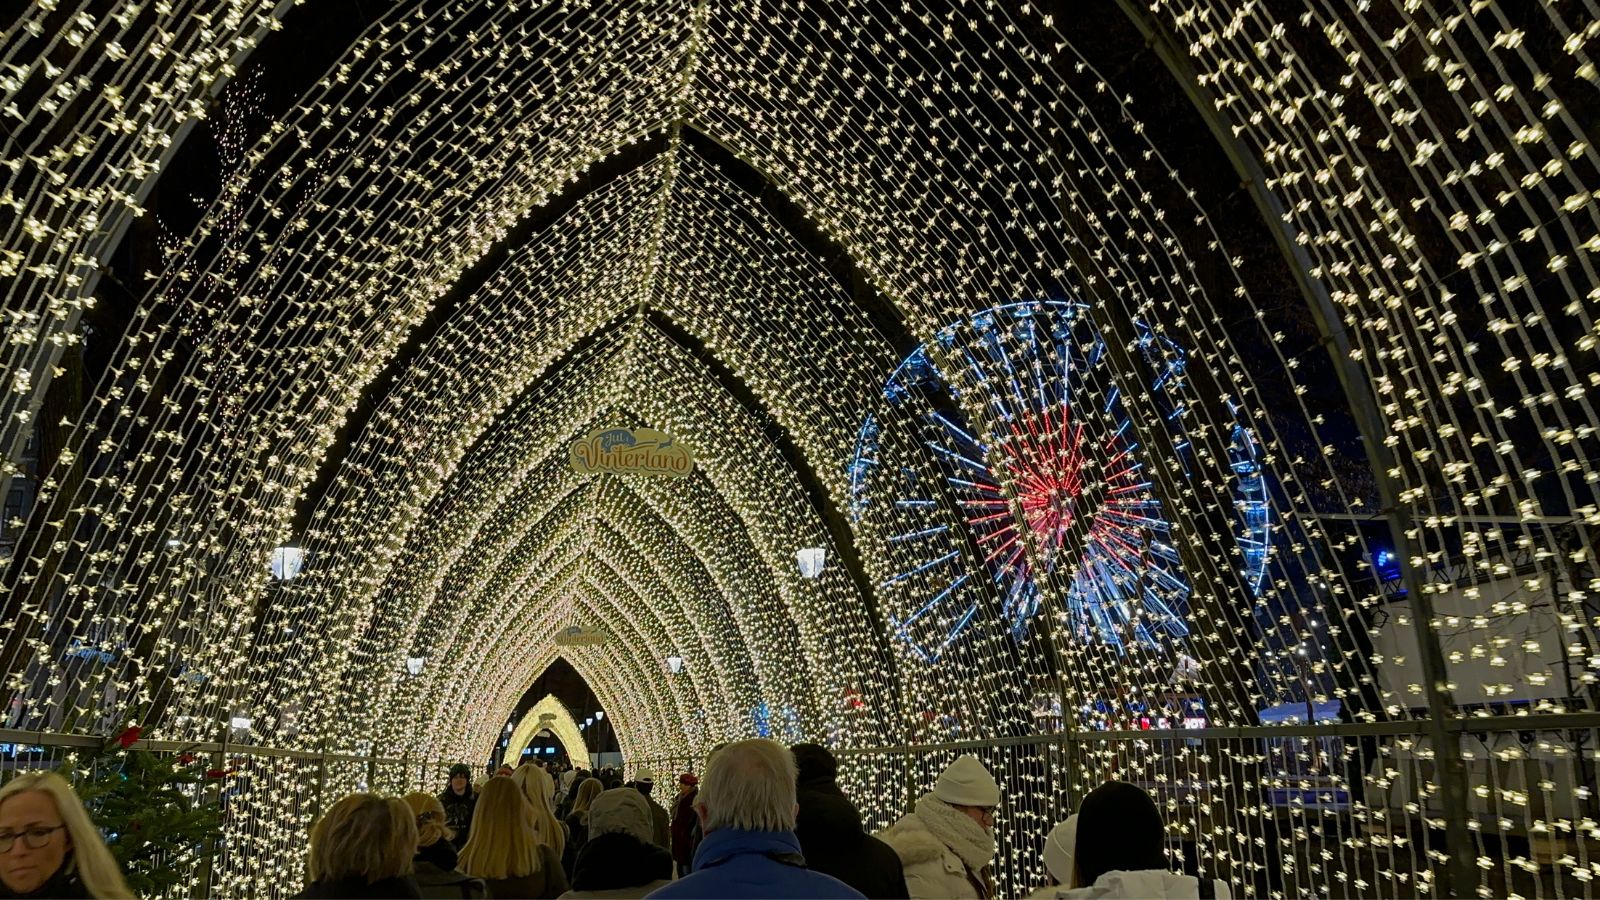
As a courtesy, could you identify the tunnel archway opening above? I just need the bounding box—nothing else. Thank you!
[495,658,618,770]
[504,695,590,771]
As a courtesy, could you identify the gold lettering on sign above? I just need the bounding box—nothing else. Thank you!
[569,427,695,478]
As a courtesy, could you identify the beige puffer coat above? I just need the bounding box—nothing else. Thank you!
[877,810,993,900]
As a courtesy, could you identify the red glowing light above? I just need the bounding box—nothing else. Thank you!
[970,405,1089,566]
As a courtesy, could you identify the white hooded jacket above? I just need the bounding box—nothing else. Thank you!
[876,795,995,899]
[1026,870,1232,900]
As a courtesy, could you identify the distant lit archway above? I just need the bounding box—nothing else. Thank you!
[505,694,588,766]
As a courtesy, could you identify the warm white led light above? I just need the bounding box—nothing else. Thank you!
[0,0,1594,896]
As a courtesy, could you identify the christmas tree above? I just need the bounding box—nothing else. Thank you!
[57,728,223,896]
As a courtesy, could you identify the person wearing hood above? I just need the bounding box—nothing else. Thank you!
[790,744,908,900]
[1032,782,1231,900]
[558,789,674,899]
[404,792,487,900]
[1023,817,1077,900]
[644,739,863,899]
[876,756,999,900]
[440,764,479,851]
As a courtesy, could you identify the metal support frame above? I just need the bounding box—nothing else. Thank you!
[7,707,1589,765]
[905,750,918,817]
[1060,731,1080,817]
[1109,1,1477,894]
[0,727,436,765]
[825,710,1600,756]
[312,739,330,821]
[195,725,228,898]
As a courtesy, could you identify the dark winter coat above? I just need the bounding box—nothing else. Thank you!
[561,811,590,879]
[0,859,90,899]
[668,790,698,866]
[796,779,910,900]
[644,828,864,899]
[558,775,588,820]
[415,861,488,900]
[293,875,425,899]
[417,839,461,873]
[440,786,478,850]
[561,832,673,898]
[643,798,670,850]
[414,840,487,900]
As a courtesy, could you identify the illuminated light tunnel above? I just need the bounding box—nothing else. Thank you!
[2,1,1599,897]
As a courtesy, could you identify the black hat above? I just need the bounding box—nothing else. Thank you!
[791,743,837,783]
[1073,781,1166,885]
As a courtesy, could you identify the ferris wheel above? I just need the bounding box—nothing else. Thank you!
[849,300,1271,662]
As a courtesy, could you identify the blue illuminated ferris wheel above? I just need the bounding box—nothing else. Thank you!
[849,300,1272,662]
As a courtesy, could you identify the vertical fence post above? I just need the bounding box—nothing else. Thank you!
[312,739,329,821]
[366,745,377,792]
[904,749,916,815]
[1060,731,1079,815]
[199,726,228,899]
[1041,735,1057,892]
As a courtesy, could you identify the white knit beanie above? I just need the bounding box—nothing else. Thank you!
[932,755,1001,807]
[1042,815,1077,885]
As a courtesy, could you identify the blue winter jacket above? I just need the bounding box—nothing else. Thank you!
[645,827,865,899]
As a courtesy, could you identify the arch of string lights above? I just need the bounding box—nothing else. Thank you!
[4,0,1600,896]
[505,695,588,765]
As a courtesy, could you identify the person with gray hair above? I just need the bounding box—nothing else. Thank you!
[645,740,864,899]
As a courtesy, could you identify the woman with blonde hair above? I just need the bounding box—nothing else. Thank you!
[559,778,604,877]
[295,793,423,899]
[510,765,567,860]
[459,777,568,899]
[0,772,132,899]
[402,792,486,900]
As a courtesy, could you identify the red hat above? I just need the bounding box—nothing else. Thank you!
[679,773,699,786]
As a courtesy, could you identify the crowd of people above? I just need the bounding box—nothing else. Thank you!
[283,747,1231,900]
[0,745,1230,899]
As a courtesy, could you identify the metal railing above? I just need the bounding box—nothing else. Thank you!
[10,709,1599,897]
[637,712,1600,899]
